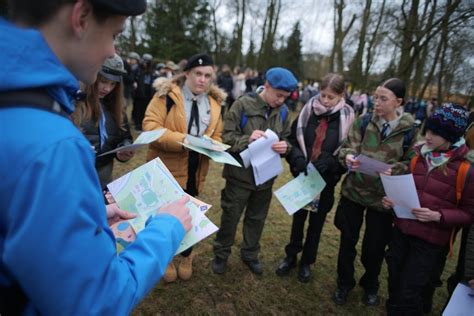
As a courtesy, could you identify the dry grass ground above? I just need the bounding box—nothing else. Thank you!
[113,109,456,315]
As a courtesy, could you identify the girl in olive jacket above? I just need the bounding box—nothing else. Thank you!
[333,78,418,306]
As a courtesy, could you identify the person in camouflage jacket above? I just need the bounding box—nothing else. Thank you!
[212,68,297,276]
[332,78,418,307]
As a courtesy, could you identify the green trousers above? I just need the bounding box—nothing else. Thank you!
[213,182,273,261]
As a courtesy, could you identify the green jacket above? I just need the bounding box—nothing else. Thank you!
[338,112,418,211]
[222,93,292,190]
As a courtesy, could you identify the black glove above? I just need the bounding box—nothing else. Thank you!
[290,157,307,177]
[312,152,336,174]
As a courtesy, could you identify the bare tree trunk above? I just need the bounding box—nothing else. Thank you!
[209,0,222,63]
[129,16,137,52]
[235,0,246,66]
[329,0,337,72]
[411,0,437,96]
[397,0,420,84]
[363,0,385,89]
[350,0,371,88]
[330,0,355,73]
[258,0,281,70]
[437,38,448,103]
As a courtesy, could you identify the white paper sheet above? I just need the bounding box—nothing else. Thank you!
[443,283,474,316]
[354,154,392,177]
[240,149,251,168]
[247,129,283,185]
[380,174,419,219]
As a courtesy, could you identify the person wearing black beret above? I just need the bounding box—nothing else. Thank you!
[143,53,226,282]
[211,67,297,275]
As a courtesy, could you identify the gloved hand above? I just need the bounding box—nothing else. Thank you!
[290,157,307,177]
[312,152,336,174]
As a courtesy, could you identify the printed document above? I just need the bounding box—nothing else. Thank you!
[241,129,283,185]
[107,158,218,254]
[380,174,419,219]
[443,282,474,316]
[98,129,165,157]
[274,164,326,215]
[354,154,392,177]
[181,142,241,167]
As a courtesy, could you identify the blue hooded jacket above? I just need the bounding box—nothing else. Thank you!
[0,19,185,315]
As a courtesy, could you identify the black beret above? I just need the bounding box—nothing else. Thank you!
[89,0,147,16]
[183,53,214,71]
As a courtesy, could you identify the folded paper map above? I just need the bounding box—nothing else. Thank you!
[107,158,217,254]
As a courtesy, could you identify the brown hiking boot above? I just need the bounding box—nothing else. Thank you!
[163,261,177,283]
[178,255,194,280]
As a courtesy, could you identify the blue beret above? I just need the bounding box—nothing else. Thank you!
[265,67,297,92]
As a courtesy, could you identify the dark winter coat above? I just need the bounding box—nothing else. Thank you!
[287,110,346,188]
[394,146,474,246]
[80,106,132,169]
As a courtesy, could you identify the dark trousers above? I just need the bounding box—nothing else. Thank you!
[213,183,273,261]
[132,98,149,130]
[180,151,199,258]
[334,196,393,293]
[386,228,444,316]
[285,186,335,265]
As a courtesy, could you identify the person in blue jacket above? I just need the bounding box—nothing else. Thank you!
[0,1,192,315]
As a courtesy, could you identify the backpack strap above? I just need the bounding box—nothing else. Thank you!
[239,103,289,130]
[165,94,174,113]
[279,105,288,125]
[0,89,68,118]
[410,155,419,173]
[359,112,373,142]
[456,160,472,205]
[402,124,417,154]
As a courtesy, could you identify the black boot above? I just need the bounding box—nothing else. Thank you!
[332,288,350,305]
[275,256,297,276]
[211,257,227,274]
[297,264,311,283]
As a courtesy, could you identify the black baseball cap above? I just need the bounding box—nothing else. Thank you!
[89,0,147,16]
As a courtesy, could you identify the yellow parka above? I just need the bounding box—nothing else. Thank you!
[143,75,226,193]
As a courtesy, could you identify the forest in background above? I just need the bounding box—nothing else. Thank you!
[1,0,473,102]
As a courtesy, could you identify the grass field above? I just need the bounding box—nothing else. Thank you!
[113,112,456,315]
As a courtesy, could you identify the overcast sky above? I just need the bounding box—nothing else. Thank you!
[214,0,336,55]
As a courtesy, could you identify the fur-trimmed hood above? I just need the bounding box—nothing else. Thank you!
[152,73,227,103]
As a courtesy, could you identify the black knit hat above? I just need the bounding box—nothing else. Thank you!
[183,53,214,71]
[89,0,147,16]
[424,103,469,144]
[380,78,406,104]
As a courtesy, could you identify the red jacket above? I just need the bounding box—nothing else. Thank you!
[394,145,474,246]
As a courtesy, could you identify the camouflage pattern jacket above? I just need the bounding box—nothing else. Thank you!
[338,112,417,211]
[222,93,292,190]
